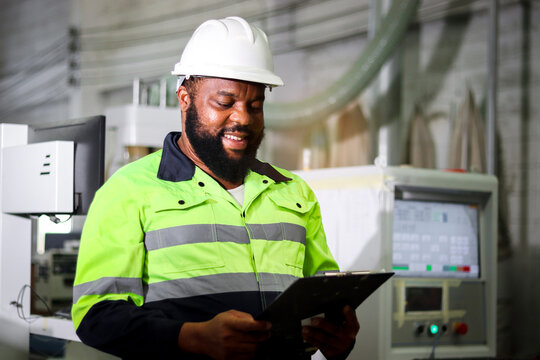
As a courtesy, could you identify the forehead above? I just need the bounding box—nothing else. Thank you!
[196,77,266,98]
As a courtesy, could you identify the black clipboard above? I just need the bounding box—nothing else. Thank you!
[256,271,394,344]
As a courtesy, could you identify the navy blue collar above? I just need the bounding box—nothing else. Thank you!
[157,132,291,183]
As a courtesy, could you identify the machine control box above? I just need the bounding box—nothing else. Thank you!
[1,141,74,214]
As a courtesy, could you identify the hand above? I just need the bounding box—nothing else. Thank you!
[301,305,360,359]
[178,309,272,360]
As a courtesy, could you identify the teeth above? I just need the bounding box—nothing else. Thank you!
[224,134,244,141]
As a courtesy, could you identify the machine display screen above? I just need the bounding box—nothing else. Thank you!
[392,199,480,278]
[405,287,442,312]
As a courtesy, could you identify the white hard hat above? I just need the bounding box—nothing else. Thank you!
[172,16,283,88]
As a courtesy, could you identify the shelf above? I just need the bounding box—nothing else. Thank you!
[29,317,80,342]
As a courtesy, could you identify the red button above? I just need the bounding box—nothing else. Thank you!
[453,322,468,335]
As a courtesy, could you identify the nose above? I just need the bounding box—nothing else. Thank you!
[230,105,251,126]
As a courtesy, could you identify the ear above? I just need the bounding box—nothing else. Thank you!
[177,86,191,113]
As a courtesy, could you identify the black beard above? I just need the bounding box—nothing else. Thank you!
[184,102,264,184]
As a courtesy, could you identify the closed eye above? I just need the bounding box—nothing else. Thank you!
[215,101,233,109]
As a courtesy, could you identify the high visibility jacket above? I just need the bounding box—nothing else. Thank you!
[72,132,339,359]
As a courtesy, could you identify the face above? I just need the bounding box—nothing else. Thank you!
[179,78,266,184]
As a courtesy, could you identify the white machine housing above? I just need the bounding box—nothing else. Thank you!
[105,104,180,176]
[105,104,182,147]
[105,104,180,148]
[0,124,32,358]
[0,124,80,359]
[2,141,74,214]
[297,165,497,360]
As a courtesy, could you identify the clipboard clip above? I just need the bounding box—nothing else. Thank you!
[322,270,372,276]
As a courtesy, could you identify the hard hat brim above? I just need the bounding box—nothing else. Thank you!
[171,63,284,87]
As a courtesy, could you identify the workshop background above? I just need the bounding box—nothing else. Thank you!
[0,0,538,359]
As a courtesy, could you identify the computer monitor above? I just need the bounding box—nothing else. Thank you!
[391,185,488,279]
[28,115,105,215]
[392,198,480,279]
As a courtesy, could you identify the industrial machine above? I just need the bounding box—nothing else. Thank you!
[0,117,106,356]
[0,100,179,357]
[297,166,497,360]
[104,101,180,177]
[32,248,78,315]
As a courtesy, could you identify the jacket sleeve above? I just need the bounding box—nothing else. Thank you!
[300,180,340,277]
[71,170,184,359]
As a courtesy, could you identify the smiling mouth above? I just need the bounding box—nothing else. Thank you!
[224,134,245,141]
[222,133,249,151]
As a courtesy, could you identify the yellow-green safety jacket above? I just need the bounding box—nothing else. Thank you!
[72,132,338,359]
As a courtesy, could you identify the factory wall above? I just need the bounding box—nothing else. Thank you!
[0,0,70,126]
[0,0,538,358]
[401,3,540,356]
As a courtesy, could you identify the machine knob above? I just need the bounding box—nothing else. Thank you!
[453,322,468,335]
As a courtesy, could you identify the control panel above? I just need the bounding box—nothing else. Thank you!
[392,279,486,347]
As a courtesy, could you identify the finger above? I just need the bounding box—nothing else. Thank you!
[226,309,255,319]
[342,305,360,333]
[302,326,352,357]
[302,326,337,351]
[308,307,359,339]
[310,316,340,334]
[302,308,360,357]
[223,310,272,332]
[232,318,272,332]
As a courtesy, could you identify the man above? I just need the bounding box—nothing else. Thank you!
[72,16,359,359]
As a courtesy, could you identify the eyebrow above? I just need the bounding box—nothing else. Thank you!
[216,90,265,101]
[217,91,236,97]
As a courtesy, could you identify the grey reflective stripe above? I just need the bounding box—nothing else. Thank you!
[247,223,306,245]
[73,277,143,303]
[145,272,298,303]
[145,224,250,251]
[258,272,298,292]
[145,223,306,251]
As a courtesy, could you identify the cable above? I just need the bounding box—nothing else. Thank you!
[12,285,53,323]
[79,2,368,69]
[0,35,68,94]
[29,286,53,317]
[48,214,73,224]
[77,0,485,50]
[0,35,68,76]
[428,329,444,359]
[79,0,287,35]
[0,78,69,121]
[0,76,69,119]
[79,0,331,50]
[0,60,69,110]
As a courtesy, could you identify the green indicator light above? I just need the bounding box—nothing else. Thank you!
[450,266,457,272]
[392,266,409,270]
[426,265,432,271]
[429,324,439,335]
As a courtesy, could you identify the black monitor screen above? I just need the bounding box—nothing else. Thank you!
[29,115,105,215]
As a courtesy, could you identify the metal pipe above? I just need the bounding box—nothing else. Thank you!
[132,78,140,105]
[486,0,498,175]
[264,0,420,129]
[159,78,167,108]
